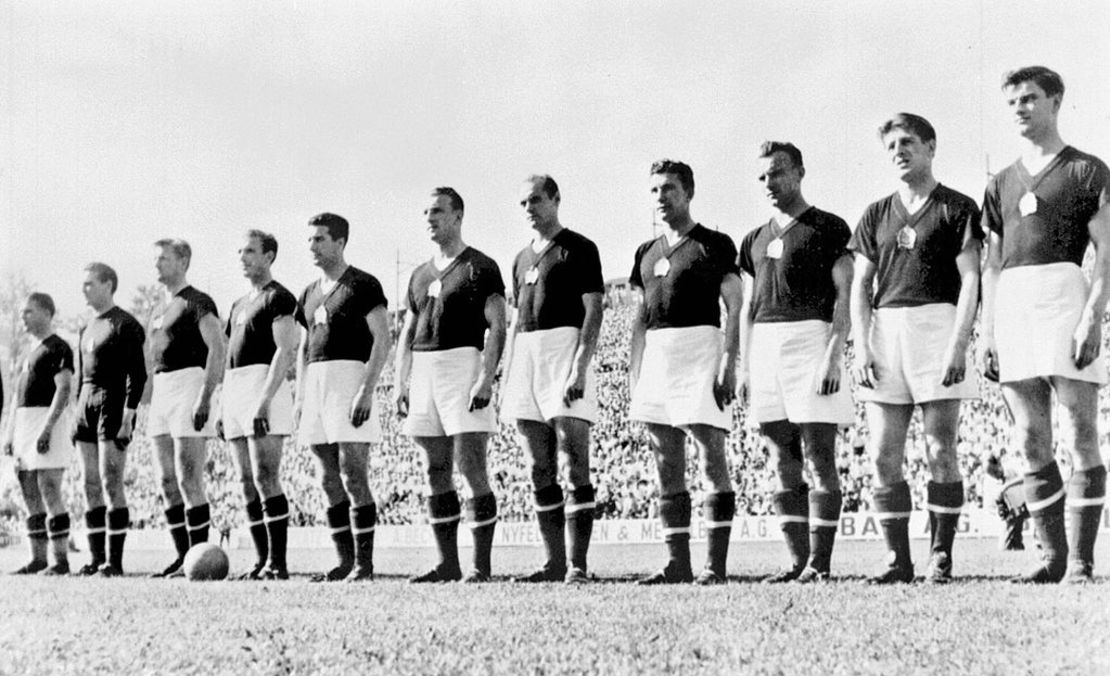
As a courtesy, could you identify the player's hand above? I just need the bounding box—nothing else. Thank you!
[1072,314,1102,370]
[852,347,878,389]
[394,386,410,419]
[36,428,51,454]
[349,385,374,428]
[468,376,493,412]
[251,398,272,438]
[713,365,736,411]
[562,365,587,408]
[940,342,968,387]
[735,369,750,407]
[978,338,1000,383]
[816,354,842,396]
[192,398,210,432]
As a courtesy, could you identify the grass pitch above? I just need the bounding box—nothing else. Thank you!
[3,538,1110,675]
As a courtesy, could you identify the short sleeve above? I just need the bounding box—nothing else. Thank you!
[629,243,648,290]
[577,239,605,296]
[849,207,879,262]
[360,275,388,314]
[982,180,1004,236]
[737,230,757,276]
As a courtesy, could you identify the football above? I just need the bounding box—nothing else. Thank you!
[183,543,230,581]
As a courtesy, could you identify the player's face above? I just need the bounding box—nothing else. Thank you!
[519,181,559,230]
[20,299,50,334]
[882,128,934,181]
[154,246,186,285]
[1005,81,1059,139]
[82,272,112,307]
[308,226,343,269]
[650,172,691,225]
[757,152,803,209]
[238,236,270,279]
[424,194,462,245]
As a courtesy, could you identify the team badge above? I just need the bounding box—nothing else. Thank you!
[428,279,442,298]
[653,257,670,277]
[765,238,784,259]
[525,267,540,285]
[896,226,916,250]
[1019,192,1038,217]
[314,305,328,325]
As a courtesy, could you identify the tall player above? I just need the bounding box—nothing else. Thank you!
[502,175,604,584]
[980,66,1110,584]
[850,113,982,583]
[74,263,147,576]
[629,159,742,585]
[396,187,507,584]
[148,238,226,577]
[737,142,854,583]
[3,293,75,575]
[297,213,391,582]
[221,231,304,580]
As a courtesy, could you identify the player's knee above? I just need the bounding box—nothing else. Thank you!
[872,450,904,485]
[159,474,180,498]
[83,474,103,500]
[563,461,590,489]
[253,463,282,496]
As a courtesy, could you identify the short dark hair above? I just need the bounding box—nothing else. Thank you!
[432,187,464,213]
[758,141,804,170]
[650,159,694,195]
[1002,66,1065,99]
[27,292,56,317]
[878,113,936,145]
[246,229,279,262]
[527,174,560,200]
[308,213,349,244]
[154,238,192,264]
[84,262,119,293]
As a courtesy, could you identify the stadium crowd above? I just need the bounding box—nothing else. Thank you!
[0,303,1057,532]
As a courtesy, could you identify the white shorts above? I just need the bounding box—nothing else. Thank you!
[749,320,853,425]
[500,327,597,425]
[630,326,731,431]
[298,360,382,445]
[220,364,295,439]
[403,347,496,437]
[148,368,216,438]
[12,407,74,471]
[858,303,979,405]
[995,262,1107,385]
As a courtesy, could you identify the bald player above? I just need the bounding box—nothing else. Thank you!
[629,159,742,585]
[74,262,147,576]
[297,213,391,582]
[738,141,854,583]
[980,66,1110,584]
[396,186,507,584]
[3,292,75,575]
[221,230,304,580]
[502,175,604,584]
[148,238,226,577]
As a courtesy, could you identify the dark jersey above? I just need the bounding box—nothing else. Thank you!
[850,184,983,309]
[512,228,604,333]
[151,286,219,374]
[629,224,739,330]
[78,306,148,410]
[17,334,74,408]
[983,146,1110,270]
[738,207,851,323]
[227,280,306,369]
[408,247,505,352]
[299,266,387,365]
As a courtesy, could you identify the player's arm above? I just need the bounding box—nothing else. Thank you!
[501,304,519,404]
[121,323,148,441]
[850,254,878,388]
[249,314,299,436]
[817,253,853,395]
[715,272,742,410]
[564,292,604,407]
[193,313,227,431]
[942,231,982,386]
[629,299,647,392]
[736,273,754,404]
[350,306,392,428]
[469,294,507,411]
[393,310,418,418]
[37,368,73,453]
[293,325,308,424]
[1074,197,1110,369]
[979,229,1003,382]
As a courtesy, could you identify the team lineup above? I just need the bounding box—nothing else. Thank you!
[5,65,1110,585]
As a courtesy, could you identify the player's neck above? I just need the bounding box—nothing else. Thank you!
[163,279,188,296]
[249,271,274,291]
[771,196,809,223]
[437,239,467,260]
[1020,128,1065,164]
[91,300,116,315]
[897,174,937,202]
[319,260,348,282]
[532,221,563,246]
[663,216,695,241]
[28,326,52,342]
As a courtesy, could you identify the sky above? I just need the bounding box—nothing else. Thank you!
[2,0,1108,323]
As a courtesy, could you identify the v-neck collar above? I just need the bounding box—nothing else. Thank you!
[1016,146,1069,191]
